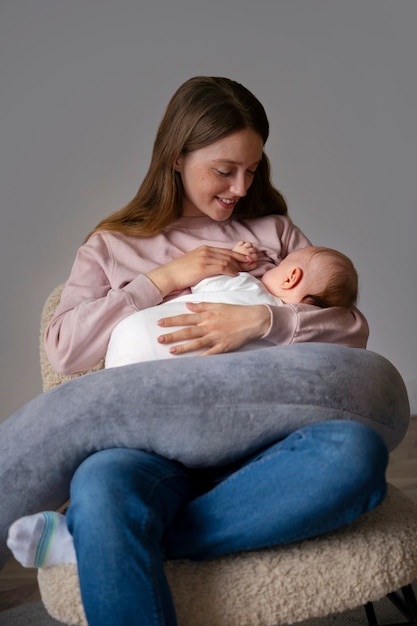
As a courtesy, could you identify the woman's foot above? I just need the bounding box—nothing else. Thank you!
[7,512,76,568]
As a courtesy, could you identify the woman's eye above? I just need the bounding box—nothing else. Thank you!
[215,169,232,177]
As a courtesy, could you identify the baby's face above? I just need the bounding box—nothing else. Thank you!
[260,260,290,296]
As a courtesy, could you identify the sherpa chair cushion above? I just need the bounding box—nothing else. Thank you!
[38,485,417,626]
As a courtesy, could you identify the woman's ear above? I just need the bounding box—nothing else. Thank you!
[173,154,183,172]
[282,267,303,290]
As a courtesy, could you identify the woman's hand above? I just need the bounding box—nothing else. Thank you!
[157,302,272,356]
[146,245,257,298]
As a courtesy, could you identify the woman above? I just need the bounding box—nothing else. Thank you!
[45,76,368,374]
[7,77,393,625]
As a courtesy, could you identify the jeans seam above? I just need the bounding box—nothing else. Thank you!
[142,471,191,626]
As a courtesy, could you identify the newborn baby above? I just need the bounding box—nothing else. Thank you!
[105,242,357,367]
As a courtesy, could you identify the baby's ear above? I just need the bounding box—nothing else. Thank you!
[282,267,303,289]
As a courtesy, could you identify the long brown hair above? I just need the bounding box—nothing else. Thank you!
[86,76,288,241]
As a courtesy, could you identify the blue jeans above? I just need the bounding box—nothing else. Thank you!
[66,420,388,626]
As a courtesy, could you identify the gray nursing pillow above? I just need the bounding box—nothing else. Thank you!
[0,342,410,568]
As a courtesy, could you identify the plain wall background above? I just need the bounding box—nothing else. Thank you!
[1,0,416,423]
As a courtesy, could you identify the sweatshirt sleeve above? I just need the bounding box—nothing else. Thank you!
[44,234,164,374]
[262,303,369,349]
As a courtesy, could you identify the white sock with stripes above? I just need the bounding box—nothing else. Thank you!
[7,511,77,568]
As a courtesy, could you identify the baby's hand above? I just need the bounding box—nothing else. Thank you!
[233,240,258,262]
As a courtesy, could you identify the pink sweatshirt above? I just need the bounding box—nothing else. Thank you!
[45,214,369,374]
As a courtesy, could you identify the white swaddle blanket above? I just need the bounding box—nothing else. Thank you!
[105,273,281,367]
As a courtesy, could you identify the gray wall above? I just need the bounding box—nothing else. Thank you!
[1,0,416,422]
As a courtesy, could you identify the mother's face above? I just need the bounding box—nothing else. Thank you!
[174,128,264,221]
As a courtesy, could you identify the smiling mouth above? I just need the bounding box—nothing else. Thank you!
[216,197,236,206]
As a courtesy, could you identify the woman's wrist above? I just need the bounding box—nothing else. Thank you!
[242,305,273,342]
[255,305,273,339]
[146,268,175,298]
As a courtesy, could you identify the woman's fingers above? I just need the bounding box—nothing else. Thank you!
[157,312,201,329]
[147,246,257,296]
[156,302,271,356]
[157,312,205,354]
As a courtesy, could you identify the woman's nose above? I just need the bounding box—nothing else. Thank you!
[230,174,247,197]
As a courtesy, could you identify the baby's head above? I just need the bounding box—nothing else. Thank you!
[261,246,358,308]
